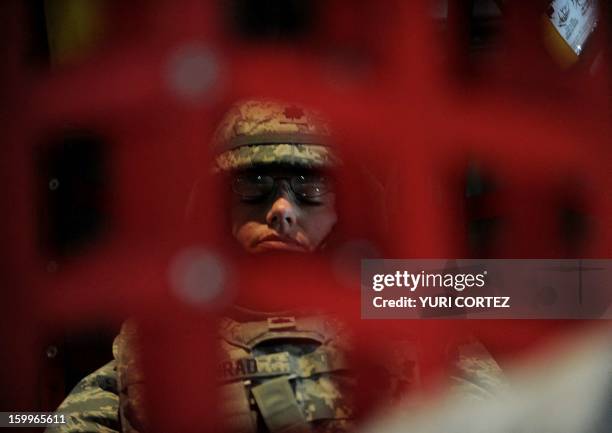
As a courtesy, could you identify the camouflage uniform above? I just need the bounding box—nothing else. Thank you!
[46,319,504,433]
[47,100,505,433]
[45,353,120,432]
[46,315,356,433]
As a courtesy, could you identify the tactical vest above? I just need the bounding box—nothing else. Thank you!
[114,315,358,433]
[217,315,354,433]
[115,317,497,433]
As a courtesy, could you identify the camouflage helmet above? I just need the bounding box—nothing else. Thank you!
[211,100,340,172]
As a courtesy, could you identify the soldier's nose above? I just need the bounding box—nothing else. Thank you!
[266,196,298,234]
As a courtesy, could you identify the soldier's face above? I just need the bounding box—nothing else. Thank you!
[230,166,337,254]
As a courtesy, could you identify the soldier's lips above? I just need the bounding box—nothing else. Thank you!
[255,234,307,252]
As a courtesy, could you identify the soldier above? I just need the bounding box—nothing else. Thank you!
[47,100,504,433]
[47,99,354,433]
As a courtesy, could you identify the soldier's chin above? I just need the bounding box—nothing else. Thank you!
[252,240,309,253]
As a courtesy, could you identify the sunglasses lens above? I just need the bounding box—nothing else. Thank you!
[291,175,331,198]
[233,175,274,199]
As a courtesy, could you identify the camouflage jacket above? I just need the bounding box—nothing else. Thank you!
[46,317,504,433]
[45,360,120,433]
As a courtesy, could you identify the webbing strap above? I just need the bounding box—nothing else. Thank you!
[251,377,309,433]
[220,346,348,382]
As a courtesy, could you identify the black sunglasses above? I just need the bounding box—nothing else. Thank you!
[232,173,334,201]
